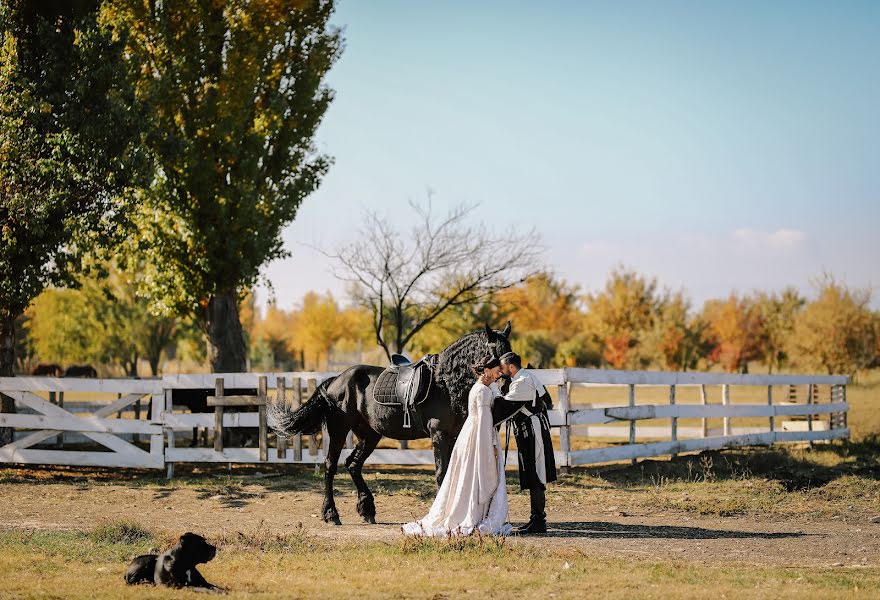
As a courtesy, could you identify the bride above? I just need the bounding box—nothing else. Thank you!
[402,355,512,536]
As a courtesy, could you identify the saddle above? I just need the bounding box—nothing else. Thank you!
[373,354,437,429]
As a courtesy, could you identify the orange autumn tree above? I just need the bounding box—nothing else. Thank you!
[584,268,658,369]
[700,294,764,373]
[493,273,588,366]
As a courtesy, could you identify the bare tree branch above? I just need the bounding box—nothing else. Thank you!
[321,199,543,359]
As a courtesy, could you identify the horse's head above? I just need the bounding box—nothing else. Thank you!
[483,321,512,359]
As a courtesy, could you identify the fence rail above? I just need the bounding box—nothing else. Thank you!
[0,367,851,473]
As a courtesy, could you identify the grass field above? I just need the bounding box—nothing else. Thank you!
[1,520,878,600]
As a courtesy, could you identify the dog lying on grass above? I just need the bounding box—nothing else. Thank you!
[124,532,221,591]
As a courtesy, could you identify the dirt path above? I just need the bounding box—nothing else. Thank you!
[3,467,878,568]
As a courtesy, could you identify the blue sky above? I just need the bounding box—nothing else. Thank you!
[259,1,880,310]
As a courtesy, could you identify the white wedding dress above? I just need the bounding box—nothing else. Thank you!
[402,380,512,536]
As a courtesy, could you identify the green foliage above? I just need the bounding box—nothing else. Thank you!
[27,265,180,375]
[753,288,805,373]
[553,333,601,367]
[789,277,876,376]
[0,2,143,370]
[99,1,342,368]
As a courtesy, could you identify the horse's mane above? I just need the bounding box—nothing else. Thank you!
[435,328,510,422]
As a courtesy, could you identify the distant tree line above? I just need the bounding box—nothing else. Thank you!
[20,266,879,379]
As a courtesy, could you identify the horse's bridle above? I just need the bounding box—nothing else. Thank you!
[486,332,506,359]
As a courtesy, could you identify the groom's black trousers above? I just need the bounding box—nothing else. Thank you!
[493,399,557,523]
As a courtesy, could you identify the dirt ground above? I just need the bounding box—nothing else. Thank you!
[2,463,878,570]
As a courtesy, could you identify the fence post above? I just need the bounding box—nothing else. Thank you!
[152,389,164,470]
[214,378,225,453]
[722,384,730,436]
[628,383,636,465]
[258,376,268,462]
[293,377,303,461]
[307,378,320,473]
[768,385,774,440]
[165,388,175,479]
[807,383,816,448]
[700,384,708,438]
[277,377,287,459]
[669,384,677,458]
[557,381,570,472]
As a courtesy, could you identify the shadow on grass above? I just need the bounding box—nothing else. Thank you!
[587,436,880,492]
[545,521,807,540]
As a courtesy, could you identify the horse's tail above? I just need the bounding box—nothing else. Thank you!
[267,377,336,438]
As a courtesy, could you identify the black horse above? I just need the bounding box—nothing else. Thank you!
[267,323,513,525]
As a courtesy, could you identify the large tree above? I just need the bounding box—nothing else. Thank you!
[789,278,876,376]
[330,201,542,359]
[0,1,142,442]
[100,0,343,372]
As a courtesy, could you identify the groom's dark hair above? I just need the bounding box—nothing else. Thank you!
[499,352,521,369]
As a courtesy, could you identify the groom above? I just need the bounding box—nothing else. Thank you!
[491,351,557,534]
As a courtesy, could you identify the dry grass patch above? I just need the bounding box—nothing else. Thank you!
[0,527,878,599]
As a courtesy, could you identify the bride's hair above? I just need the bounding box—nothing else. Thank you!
[471,355,500,376]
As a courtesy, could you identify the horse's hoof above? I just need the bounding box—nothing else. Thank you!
[363,515,376,525]
[327,516,342,526]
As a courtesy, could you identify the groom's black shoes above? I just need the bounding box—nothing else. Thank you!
[517,519,547,534]
[517,486,547,534]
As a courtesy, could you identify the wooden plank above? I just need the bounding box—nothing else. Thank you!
[150,393,164,460]
[213,379,224,452]
[722,384,731,436]
[166,447,438,465]
[562,368,850,387]
[571,425,770,438]
[0,377,161,394]
[568,427,850,466]
[569,432,778,465]
[628,384,636,465]
[206,395,267,407]
[162,372,337,390]
[700,384,708,438]
[293,378,303,461]
[0,414,161,434]
[163,413,261,428]
[276,377,287,459]
[669,384,677,458]
[307,379,318,457]
[0,448,162,469]
[568,407,616,426]
[599,402,849,421]
[258,376,268,462]
[557,383,570,467]
[165,388,175,479]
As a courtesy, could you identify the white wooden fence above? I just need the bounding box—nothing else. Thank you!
[0,368,850,472]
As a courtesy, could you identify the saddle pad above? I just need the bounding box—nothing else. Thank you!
[373,369,401,405]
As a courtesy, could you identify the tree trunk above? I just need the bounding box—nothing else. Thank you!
[127,354,139,378]
[148,355,160,377]
[206,292,247,373]
[0,314,16,445]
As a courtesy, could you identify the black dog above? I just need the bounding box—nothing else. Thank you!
[124,532,220,590]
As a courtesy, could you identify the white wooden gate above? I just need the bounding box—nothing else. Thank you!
[0,377,164,469]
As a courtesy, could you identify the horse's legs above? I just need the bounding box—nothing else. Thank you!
[427,418,450,489]
[345,427,381,524]
[322,418,349,526]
